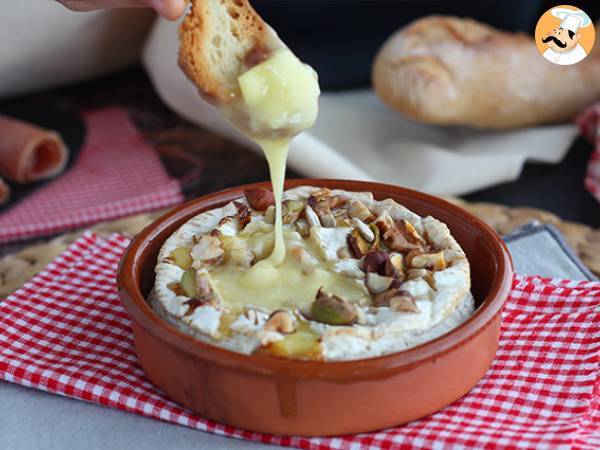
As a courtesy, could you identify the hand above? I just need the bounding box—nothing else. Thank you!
[58,0,186,21]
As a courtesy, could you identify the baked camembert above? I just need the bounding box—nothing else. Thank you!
[151,186,474,361]
[159,0,474,360]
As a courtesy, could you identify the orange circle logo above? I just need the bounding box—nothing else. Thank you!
[535,5,595,65]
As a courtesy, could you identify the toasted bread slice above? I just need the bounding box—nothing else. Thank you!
[179,0,277,103]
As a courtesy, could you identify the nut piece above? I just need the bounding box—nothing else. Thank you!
[365,272,395,294]
[406,250,447,271]
[191,235,225,267]
[373,289,419,313]
[320,212,336,228]
[352,217,374,242]
[389,253,404,274]
[234,201,252,228]
[282,199,304,224]
[304,205,321,228]
[347,229,372,259]
[294,219,310,237]
[311,288,357,325]
[406,268,428,279]
[406,268,436,289]
[333,208,352,227]
[308,189,347,225]
[376,216,423,253]
[264,205,275,224]
[399,220,425,245]
[347,200,374,222]
[264,310,297,334]
[362,250,390,274]
[244,188,275,211]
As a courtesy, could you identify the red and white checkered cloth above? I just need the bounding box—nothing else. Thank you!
[0,108,183,244]
[577,103,600,203]
[0,233,598,449]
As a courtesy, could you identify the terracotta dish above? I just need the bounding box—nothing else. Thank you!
[118,179,513,436]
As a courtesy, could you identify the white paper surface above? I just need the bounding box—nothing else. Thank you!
[143,18,579,196]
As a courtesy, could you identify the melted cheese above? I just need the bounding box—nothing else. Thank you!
[238,49,320,135]
[209,231,368,312]
[238,48,320,266]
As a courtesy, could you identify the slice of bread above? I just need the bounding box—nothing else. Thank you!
[179,0,273,103]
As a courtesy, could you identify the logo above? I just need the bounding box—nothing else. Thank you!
[535,5,595,65]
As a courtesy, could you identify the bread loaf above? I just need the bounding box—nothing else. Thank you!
[372,16,600,129]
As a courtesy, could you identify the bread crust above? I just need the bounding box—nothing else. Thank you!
[372,16,600,129]
[179,0,270,103]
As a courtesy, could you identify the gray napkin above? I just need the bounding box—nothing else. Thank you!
[503,222,597,281]
[0,221,596,450]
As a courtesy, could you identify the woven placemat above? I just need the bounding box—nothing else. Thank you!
[1,201,598,297]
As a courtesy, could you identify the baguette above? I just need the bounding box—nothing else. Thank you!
[179,0,279,104]
[372,16,600,129]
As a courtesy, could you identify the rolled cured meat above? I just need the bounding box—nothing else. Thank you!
[0,176,9,205]
[0,115,69,183]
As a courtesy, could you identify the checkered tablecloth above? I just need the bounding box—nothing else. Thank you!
[577,103,600,204]
[0,232,598,449]
[0,108,183,244]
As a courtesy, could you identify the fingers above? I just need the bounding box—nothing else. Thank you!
[148,0,186,20]
[58,1,148,12]
[57,0,185,20]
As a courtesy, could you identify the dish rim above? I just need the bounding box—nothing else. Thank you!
[117,179,513,381]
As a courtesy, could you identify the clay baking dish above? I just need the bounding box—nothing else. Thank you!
[118,179,513,437]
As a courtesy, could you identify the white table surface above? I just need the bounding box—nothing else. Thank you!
[2,224,595,449]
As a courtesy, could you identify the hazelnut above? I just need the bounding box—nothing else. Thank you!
[244,188,275,211]
[408,250,447,271]
[264,310,297,334]
[365,272,394,294]
[373,289,419,313]
[348,229,371,258]
[362,250,390,274]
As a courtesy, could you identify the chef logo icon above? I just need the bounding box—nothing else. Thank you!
[535,5,595,65]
